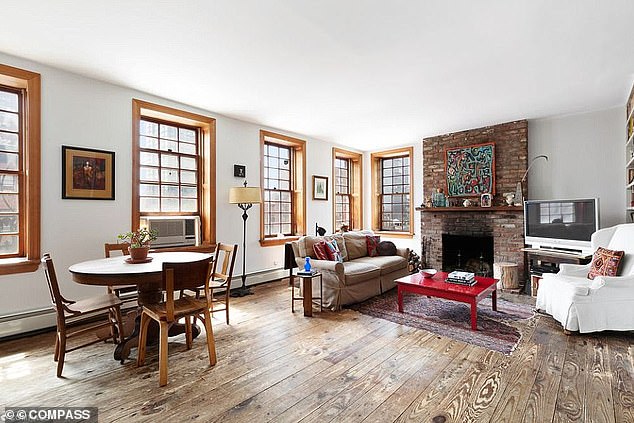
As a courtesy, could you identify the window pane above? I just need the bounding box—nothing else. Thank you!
[140,120,158,137]
[160,139,178,152]
[181,170,196,184]
[160,125,178,140]
[0,193,18,212]
[181,186,197,198]
[280,191,291,202]
[179,143,196,155]
[0,91,18,112]
[0,174,18,193]
[140,197,159,212]
[139,136,158,150]
[179,128,196,143]
[139,184,159,196]
[140,167,159,181]
[161,169,178,183]
[181,199,197,212]
[140,151,159,166]
[181,157,197,170]
[161,185,179,197]
[0,215,18,233]
[161,198,179,212]
[0,132,18,152]
[0,235,18,254]
[161,153,179,168]
[0,111,18,132]
[0,152,18,171]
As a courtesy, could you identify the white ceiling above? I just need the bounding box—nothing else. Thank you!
[1,0,633,150]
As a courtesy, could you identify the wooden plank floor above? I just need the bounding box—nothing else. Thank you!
[1,279,632,422]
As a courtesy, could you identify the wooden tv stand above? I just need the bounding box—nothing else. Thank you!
[522,248,592,296]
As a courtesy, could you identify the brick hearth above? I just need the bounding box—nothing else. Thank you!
[420,120,528,284]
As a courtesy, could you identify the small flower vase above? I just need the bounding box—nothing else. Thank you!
[304,257,311,272]
[129,246,150,261]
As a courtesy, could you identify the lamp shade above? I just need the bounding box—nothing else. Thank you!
[229,186,262,204]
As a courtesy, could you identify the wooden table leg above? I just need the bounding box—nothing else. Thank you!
[398,287,404,312]
[470,300,478,331]
[303,277,313,317]
[492,289,498,311]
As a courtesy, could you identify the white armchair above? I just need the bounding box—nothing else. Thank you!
[535,223,634,333]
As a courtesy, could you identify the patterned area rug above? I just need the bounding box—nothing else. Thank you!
[347,289,535,355]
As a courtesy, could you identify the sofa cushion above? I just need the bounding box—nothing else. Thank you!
[313,241,329,260]
[343,231,373,260]
[366,235,381,257]
[324,239,343,262]
[354,255,408,275]
[342,262,381,286]
[588,247,624,280]
[298,236,322,259]
[377,241,397,256]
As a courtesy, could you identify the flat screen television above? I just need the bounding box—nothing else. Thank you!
[524,198,599,254]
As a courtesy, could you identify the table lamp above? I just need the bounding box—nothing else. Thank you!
[229,181,262,297]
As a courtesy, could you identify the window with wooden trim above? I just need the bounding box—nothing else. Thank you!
[138,118,200,214]
[371,147,414,236]
[132,99,215,249]
[260,130,305,246]
[332,148,363,231]
[0,64,41,274]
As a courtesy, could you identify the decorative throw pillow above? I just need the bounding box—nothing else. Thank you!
[587,247,624,280]
[366,235,381,257]
[324,239,343,262]
[377,240,397,256]
[313,241,330,260]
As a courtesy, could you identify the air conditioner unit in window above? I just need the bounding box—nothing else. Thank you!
[140,216,200,248]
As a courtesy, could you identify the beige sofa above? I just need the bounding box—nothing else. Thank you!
[290,230,410,310]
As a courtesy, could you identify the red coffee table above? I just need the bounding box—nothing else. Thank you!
[395,271,498,331]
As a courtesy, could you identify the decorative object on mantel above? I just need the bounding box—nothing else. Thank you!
[445,142,495,197]
[117,228,158,261]
[480,193,492,207]
[515,155,548,206]
[432,188,447,207]
[463,199,472,207]
[504,192,515,206]
[229,180,262,297]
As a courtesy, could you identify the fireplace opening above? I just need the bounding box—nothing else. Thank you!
[442,234,494,276]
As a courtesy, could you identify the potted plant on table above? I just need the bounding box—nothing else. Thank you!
[118,228,158,261]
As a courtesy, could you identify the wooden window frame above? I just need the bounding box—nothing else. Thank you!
[259,130,305,247]
[263,142,294,238]
[132,99,215,250]
[371,146,414,238]
[0,64,41,275]
[332,147,363,231]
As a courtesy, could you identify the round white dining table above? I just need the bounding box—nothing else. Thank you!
[69,252,213,362]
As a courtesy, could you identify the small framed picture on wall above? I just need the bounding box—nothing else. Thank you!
[312,175,328,200]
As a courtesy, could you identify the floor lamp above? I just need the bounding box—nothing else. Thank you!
[229,181,262,297]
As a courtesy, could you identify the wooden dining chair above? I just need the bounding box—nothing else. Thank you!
[208,243,238,324]
[137,256,217,387]
[104,242,137,301]
[41,253,124,377]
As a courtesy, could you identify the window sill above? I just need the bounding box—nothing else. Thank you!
[260,236,300,247]
[0,257,40,275]
[374,231,414,239]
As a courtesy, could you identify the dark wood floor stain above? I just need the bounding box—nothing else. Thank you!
[0,280,632,422]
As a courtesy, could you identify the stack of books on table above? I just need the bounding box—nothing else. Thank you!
[297,269,318,276]
[446,271,476,286]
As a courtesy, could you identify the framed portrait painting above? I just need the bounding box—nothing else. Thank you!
[312,175,328,200]
[62,146,115,200]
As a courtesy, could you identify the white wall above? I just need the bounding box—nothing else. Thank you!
[0,52,344,320]
[528,107,625,228]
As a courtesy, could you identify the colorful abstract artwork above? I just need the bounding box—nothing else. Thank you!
[445,143,495,196]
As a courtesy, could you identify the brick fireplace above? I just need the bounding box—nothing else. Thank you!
[420,120,528,283]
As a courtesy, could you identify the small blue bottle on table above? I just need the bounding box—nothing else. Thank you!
[304,257,311,272]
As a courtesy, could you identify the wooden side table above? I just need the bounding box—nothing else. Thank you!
[291,272,323,317]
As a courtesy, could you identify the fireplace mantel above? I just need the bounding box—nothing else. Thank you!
[417,206,523,213]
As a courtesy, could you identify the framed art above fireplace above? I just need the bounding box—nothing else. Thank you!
[444,142,495,197]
